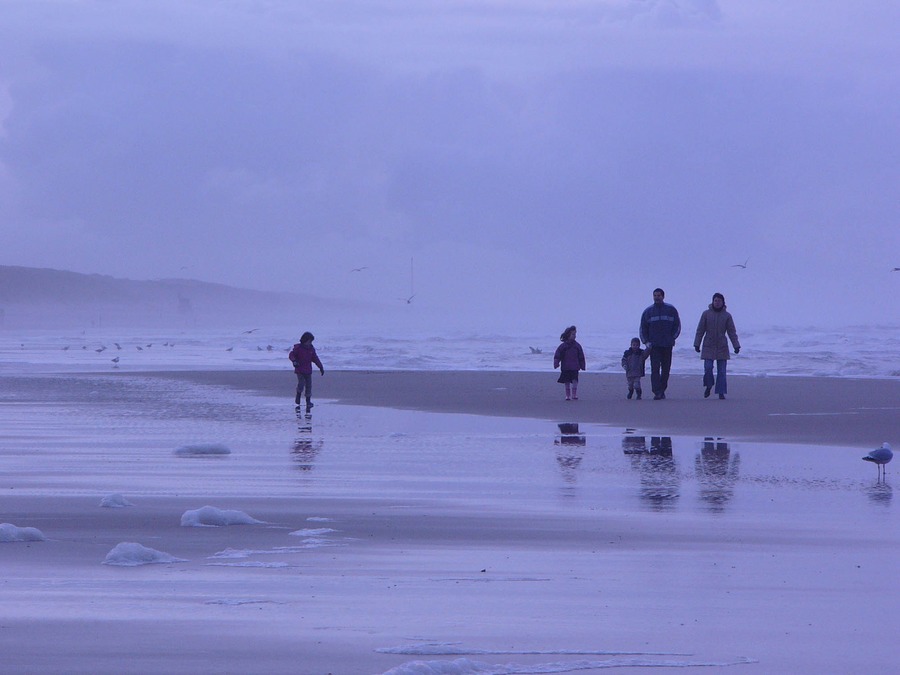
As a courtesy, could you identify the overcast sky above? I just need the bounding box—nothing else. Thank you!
[1,1,898,331]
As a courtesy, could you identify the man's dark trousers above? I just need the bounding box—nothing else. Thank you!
[649,345,673,396]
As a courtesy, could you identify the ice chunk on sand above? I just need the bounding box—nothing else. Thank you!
[174,443,231,456]
[100,493,133,508]
[0,523,47,542]
[181,506,265,527]
[103,542,187,566]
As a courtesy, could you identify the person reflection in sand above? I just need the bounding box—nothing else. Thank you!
[695,437,741,511]
[640,437,680,510]
[622,435,680,510]
[555,423,586,486]
[292,408,323,471]
[622,434,647,455]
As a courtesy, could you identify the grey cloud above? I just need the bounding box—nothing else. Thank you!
[0,1,898,327]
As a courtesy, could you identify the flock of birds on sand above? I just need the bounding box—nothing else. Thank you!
[61,331,283,367]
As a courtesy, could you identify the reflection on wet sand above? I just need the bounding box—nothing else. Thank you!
[865,481,893,506]
[555,422,585,486]
[695,437,740,512]
[292,408,323,471]
[622,433,680,510]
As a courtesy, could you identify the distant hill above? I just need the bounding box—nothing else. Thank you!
[0,265,358,329]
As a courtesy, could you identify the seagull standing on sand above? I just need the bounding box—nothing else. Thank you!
[862,442,893,479]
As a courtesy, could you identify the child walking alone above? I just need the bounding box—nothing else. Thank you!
[621,337,648,400]
[553,325,586,400]
[289,331,325,409]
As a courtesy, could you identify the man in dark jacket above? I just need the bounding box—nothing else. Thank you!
[639,288,681,400]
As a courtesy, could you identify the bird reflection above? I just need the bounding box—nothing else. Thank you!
[865,481,892,506]
[695,437,741,512]
[555,422,585,486]
[623,435,680,510]
[292,408,323,471]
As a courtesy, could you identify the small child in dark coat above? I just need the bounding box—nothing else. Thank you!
[621,337,648,400]
[553,325,586,401]
[289,331,325,409]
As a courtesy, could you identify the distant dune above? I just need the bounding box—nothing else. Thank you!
[0,265,360,329]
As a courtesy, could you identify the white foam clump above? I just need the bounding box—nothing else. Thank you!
[181,506,265,527]
[100,493,133,508]
[289,527,336,539]
[103,542,187,566]
[0,523,47,542]
[174,443,231,456]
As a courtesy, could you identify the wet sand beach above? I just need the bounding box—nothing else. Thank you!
[2,369,898,674]
[149,369,900,447]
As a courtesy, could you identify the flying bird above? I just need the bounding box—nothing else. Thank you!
[862,442,893,479]
[731,258,750,269]
[111,356,120,365]
[892,267,900,272]
[243,328,260,334]
[350,266,368,272]
[225,347,234,352]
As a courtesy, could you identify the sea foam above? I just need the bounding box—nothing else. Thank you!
[103,542,187,566]
[100,493,133,508]
[181,506,264,527]
[0,523,47,542]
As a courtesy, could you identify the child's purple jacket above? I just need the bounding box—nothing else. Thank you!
[554,339,586,371]
[289,343,323,374]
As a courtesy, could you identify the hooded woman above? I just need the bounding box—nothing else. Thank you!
[693,293,741,399]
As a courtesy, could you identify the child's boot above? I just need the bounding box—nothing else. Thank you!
[571,384,578,400]
[564,383,571,400]
[627,388,633,399]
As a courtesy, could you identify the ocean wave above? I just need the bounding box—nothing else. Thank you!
[1,325,898,379]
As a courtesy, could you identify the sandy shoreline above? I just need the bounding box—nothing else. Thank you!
[3,368,898,673]
[137,369,900,448]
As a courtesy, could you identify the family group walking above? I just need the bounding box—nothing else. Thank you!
[554,288,741,401]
